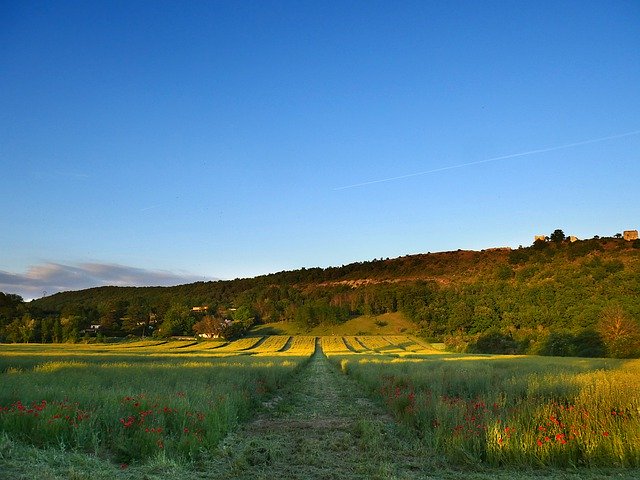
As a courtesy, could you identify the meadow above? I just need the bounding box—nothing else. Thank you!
[0,338,314,468]
[1,336,639,479]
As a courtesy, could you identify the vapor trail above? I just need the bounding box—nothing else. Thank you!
[334,129,640,190]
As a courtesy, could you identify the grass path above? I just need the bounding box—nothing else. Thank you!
[208,340,426,480]
[205,343,638,480]
[2,341,638,479]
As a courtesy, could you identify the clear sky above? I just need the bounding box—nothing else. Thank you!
[1,1,639,300]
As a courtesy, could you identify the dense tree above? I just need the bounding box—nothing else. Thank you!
[4,314,36,343]
[192,315,230,339]
[468,329,518,354]
[156,304,195,337]
[550,229,566,243]
[598,306,640,358]
[122,298,152,337]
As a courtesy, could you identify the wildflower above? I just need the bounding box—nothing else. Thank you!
[537,439,543,447]
[603,431,610,437]
[120,416,136,428]
[120,463,128,470]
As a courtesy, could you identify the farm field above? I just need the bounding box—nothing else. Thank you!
[1,336,639,479]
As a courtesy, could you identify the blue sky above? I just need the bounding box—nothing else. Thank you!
[1,1,639,299]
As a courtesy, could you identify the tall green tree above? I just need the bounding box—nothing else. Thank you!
[550,229,566,243]
[598,306,640,358]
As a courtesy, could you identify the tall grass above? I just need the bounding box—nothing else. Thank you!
[0,343,311,464]
[332,353,640,467]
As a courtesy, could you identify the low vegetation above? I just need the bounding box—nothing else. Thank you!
[0,340,313,466]
[332,353,640,468]
[1,338,639,479]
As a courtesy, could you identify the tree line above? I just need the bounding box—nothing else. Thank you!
[1,233,639,357]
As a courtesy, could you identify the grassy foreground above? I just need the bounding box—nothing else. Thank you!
[1,337,639,479]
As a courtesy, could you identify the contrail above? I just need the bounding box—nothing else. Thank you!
[334,129,640,190]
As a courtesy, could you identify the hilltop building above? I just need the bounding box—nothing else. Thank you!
[623,230,638,241]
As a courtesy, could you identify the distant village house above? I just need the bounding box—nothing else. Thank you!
[623,230,638,241]
[81,324,102,336]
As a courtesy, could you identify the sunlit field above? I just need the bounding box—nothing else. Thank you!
[1,336,639,479]
[329,351,640,468]
[0,338,315,465]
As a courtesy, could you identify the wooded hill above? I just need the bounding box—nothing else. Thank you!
[2,235,640,357]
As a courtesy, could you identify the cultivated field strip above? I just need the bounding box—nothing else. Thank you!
[320,336,353,354]
[281,335,317,355]
[383,335,438,353]
[210,337,265,352]
[319,335,447,357]
[245,335,291,354]
[170,340,229,352]
[107,340,169,349]
[342,336,369,353]
[356,336,405,354]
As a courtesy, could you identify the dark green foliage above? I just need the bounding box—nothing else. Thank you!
[566,239,604,259]
[538,332,578,356]
[496,265,515,280]
[532,238,548,250]
[468,330,518,354]
[508,248,530,264]
[573,329,606,357]
[550,229,566,243]
[537,330,606,357]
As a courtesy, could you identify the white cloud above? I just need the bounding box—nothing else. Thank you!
[0,262,213,301]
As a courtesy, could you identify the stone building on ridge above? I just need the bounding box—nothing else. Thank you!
[623,230,638,241]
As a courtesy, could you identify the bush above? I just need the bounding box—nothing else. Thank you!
[538,332,577,357]
[537,330,606,358]
[468,330,518,354]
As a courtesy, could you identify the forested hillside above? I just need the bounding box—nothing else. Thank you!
[2,235,639,357]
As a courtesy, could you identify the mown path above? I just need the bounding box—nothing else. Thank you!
[208,340,425,480]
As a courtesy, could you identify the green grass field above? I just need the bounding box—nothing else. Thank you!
[249,312,417,336]
[1,337,639,479]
